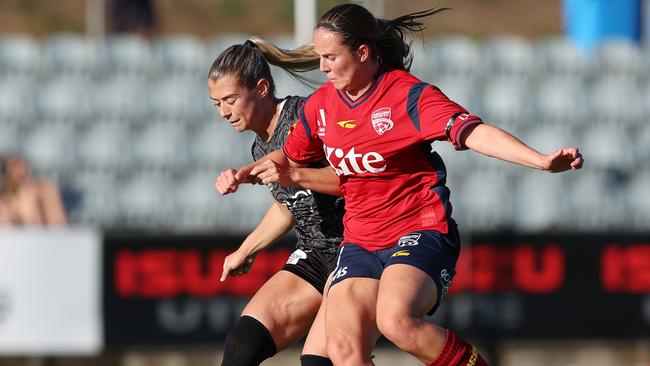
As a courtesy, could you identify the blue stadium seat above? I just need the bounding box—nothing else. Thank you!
[588,76,643,126]
[0,78,37,124]
[513,172,567,232]
[480,77,533,129]
[43,33,104,79]
[76,121,133,172]
[130,121,189,170]
[482,36,535,81]
[154,35,209,77]
[116,172,174,229]
[533,77,588,126]
[594,39,645,82]
[0,34,42,78]
[37,78,92,124]
[148,76,207,122]
[427,36,483,80]
[533,37,591,83]
[103,35,155,77]
[173,171,222,231]
[92,76,150,122]
[22,122,76,177]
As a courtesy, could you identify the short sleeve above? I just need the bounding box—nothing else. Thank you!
[283,96,326,163]
[407,83,483,150]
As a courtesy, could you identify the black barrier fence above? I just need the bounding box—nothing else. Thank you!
[103,232,650,346]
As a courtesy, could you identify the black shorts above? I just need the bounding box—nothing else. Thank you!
[281,247,338,294]
[330,224,461,315]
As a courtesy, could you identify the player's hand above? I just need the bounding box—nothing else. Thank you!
[234,164,263,185]
[249,160,294,186]
[220,250,257,282]
[215,168,240,195]
[542,148,584,173]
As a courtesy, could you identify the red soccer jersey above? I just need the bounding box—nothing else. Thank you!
[284,69,482,251]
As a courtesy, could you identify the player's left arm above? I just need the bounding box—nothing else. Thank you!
[461,123,584,173]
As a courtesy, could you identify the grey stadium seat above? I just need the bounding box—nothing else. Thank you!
[103,35,155,77]
[42,33,104,79]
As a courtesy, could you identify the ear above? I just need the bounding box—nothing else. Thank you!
[356,44,371,63]
[256,78,270,98]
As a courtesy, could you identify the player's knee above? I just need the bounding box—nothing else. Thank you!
[376,312,417,352]
[220,316,277,366]
[326,333,357,366]
[300,354,333,366]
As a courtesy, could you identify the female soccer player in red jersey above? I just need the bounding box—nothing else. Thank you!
[232,4,583,366]
[209,40,343,366]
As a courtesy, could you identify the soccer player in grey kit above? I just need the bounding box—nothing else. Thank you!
[209,39,342,366]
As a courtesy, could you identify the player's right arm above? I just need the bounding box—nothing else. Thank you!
[220,199,293,281]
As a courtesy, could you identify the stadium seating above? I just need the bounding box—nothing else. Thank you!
[1,32,647,233]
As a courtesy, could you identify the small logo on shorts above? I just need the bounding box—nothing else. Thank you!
[398,233,421,247]
[287,249,307,265]
[332,266,348,281]
[391,250,410,257]
[439,269,452,298]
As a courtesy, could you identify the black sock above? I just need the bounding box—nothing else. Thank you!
[300,354,333,366]
[220,316,277,366]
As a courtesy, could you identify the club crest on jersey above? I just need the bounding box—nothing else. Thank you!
[371,107,394,135]
[397,233,421,247]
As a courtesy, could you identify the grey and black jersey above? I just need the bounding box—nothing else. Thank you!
[252,96,344,254]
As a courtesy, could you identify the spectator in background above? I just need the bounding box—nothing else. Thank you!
[108,0,156,39]
[0,154,67,226]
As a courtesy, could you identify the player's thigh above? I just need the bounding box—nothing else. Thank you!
[302,272,334,357]
[377,263,438,319]
[242,270,322,350]
[325,277,380,357]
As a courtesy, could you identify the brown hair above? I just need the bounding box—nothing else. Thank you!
[316,3,448,71]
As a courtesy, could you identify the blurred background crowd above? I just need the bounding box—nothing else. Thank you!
[0,0,648,365]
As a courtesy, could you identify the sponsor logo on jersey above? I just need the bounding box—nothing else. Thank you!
[336,120,356,128]
[288,121,298,135]
[324,144,387,176]
[398,233,421,247]
[391,250,410,257]
[371,107,394,135]
[287,249,307,265]
[332,266,348,280]
[317,108,327,137]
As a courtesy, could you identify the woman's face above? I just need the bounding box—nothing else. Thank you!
[313,28,370,93]
[208,74,268,133]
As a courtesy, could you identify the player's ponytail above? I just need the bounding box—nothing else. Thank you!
[317,4,449,71]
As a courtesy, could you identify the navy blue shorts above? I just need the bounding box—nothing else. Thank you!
[330,223,461,314]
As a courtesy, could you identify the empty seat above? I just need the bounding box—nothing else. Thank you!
[187,120,252,169]
[155,35,208,77]
[578,123,630,170]
[116,172,174,229]
[625,171,650,230]
[173,171,222,231]
[92,76,150,122]
[480,78,532,128]
[533,37,591,82]
[594,39,645,81]
[565,170,627,230]
[453,171,512,231]
[0,79,37,124]
[533,77,588,126]
[588,77,643,126]
[0,34,42,78]
[77,121,133,172]
[0,124,21,156]
[130,121,189,170]
[43,33,104,78]
[22,122,76,175]
[36,78,92,124]
[68,171,120,227]
[482,36,535,81]
[427,36,483,80]
[215,183,272,234]
[148,76,206,122]
[433,76,481,115]
[103,35,155,77]
[513,172,567,232]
